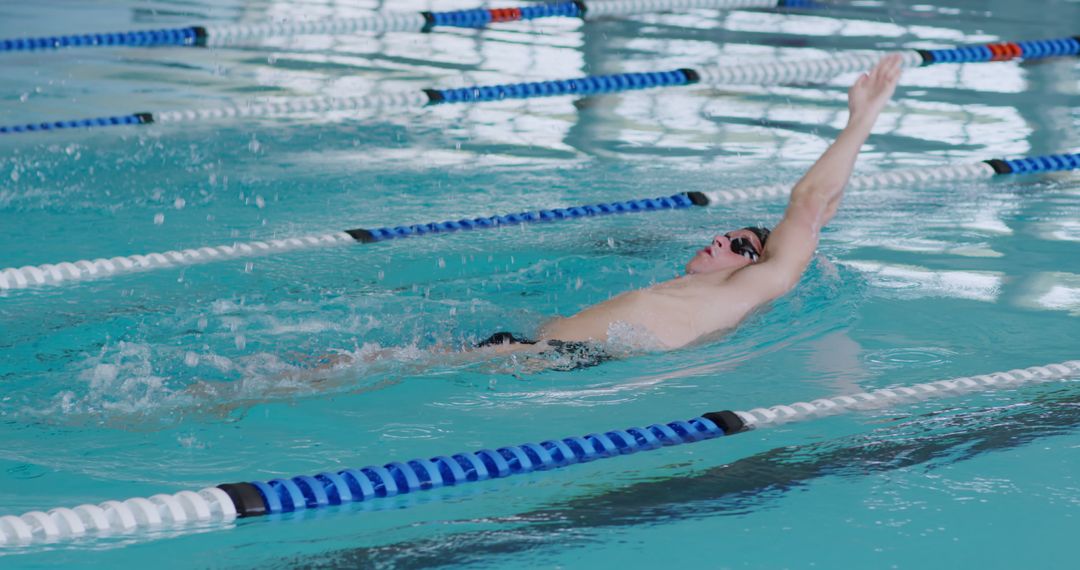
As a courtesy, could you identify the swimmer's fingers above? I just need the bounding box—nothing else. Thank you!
[861,55,902,94]
[872,53,904,83]
[847,55,901,120]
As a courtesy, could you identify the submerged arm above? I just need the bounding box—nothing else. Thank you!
[732,54,903,300]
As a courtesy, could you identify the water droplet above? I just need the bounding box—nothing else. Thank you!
[235,335,247,350]
[153,213,165,225]
[174,197,186,209]
[244,262,254,273]
[437,257,446,268]
[255,195,266,208]
[184,352,200,367]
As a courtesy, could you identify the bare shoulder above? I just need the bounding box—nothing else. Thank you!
[726,206,822,304]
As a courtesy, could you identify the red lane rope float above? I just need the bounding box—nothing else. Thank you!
[488,8,526,23]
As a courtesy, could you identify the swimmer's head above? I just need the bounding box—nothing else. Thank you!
[685,226,769,275]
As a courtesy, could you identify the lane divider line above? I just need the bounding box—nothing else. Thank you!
[1,153,1077,291]
[0,0,814,53]
[3,36,1079,135]
[3,359,1076,546]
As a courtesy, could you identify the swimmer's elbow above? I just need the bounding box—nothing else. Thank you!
[789,190,832,220]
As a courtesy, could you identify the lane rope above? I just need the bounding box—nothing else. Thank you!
[1,153,1076,291]
[2,358,1076,546]
[2,36,1079,135]
[0,0,810,53]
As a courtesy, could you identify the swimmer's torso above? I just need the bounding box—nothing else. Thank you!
[539,272,759,349]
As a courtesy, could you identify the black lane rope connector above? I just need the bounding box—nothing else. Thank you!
[216,483,268,518]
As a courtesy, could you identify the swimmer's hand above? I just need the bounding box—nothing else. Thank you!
[847,54,902,127]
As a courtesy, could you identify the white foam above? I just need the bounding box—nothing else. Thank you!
[606,320,666,352]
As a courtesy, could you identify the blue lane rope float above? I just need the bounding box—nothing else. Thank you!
[0,27,206,52]
[347,192,697,244]
[0,113,154,134]
[224,412,735,517]
[917,37,1080,63]
[0,0,820,53]
[1,152,1077,291]
[3,35,1078,136]
[422,69,698,104]
[2,359,1077,545]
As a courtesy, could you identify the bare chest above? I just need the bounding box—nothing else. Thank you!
[543,286,750,349]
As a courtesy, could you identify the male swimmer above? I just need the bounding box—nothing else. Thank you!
[476,54,903,363]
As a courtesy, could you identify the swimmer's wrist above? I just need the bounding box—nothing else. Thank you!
[843,114,879,138]
[845,111,876,128]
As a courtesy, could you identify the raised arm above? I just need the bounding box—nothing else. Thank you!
[732,54,903,300]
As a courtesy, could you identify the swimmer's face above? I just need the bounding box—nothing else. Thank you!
[685,229,765,275]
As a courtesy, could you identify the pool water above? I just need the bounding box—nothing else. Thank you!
[1,0,1079,567]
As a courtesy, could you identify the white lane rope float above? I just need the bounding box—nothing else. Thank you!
[3,36,1079,135]
[2,358,1077,547]
[0,0,812,53]
[1,153,1077,292]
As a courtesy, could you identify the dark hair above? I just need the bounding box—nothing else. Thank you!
[743,226,771,248]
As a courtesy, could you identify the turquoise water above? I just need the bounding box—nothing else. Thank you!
[2,0,1080,567]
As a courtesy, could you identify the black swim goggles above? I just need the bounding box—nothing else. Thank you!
[725,233,761,262]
